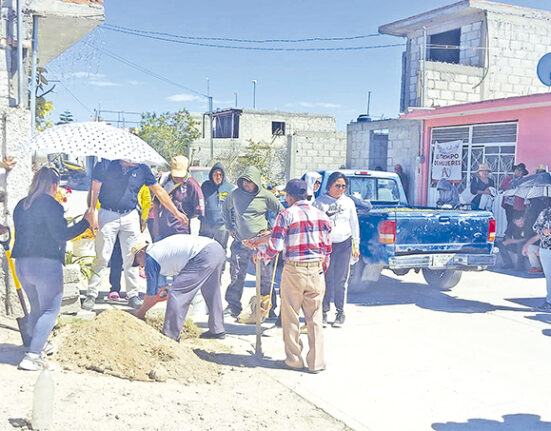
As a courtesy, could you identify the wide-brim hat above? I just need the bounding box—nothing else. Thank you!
[513,162,528,176]
[477,163,491,173]
[170,155,189,177]
[130,239,149,266]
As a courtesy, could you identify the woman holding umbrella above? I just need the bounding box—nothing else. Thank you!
[12,167,93,370]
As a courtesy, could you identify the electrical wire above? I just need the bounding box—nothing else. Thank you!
[101,26,405,51]
[102,23,381,43]
[81,41,208,98]
[57,81,94,114]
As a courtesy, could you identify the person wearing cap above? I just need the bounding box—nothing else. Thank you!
[151,155,205,241]
[82,158,189,311]
[303,171,322,201]
[394,164,408,196]
[199,163,234,249]
[222,165,283,318]
[470,163,495,210]
[131,234,226,339]
[501,162,529,225]
[245,179,332,373]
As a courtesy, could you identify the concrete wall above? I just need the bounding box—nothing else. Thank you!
[347,119,421,203]
[400,7,551,110]
[287,131,346,180]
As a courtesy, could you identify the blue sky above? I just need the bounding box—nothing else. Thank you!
[46,0,550,131]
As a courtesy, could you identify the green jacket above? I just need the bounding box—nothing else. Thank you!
[222,166,283,241]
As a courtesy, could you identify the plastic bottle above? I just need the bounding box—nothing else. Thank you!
[32,365,54,430]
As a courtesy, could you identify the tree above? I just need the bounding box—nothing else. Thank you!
[56,110,74,125]
[137,110,200,160]
[232,139,287,186]
[34,66,55,131]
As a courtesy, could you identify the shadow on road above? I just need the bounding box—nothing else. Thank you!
[432,413,551,430]
[0,343,24,366]
[348,275,532,314]
[194,349,306,373]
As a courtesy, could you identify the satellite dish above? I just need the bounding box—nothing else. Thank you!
[537,53,551,87]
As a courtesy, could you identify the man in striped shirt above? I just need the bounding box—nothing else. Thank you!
[245,179,332,373]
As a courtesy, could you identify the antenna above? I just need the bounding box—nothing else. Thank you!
[537,53,551,87]
[367,91,372,118]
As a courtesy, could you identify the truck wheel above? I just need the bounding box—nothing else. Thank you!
[422,268,462,290]
[392,268,410,276]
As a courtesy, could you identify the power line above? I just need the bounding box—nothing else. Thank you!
[82,40,207,98]
[56,81,93,114]
[101,26,405,52]
[102,23,382,43]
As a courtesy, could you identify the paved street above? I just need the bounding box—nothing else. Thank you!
[214,267,551,431]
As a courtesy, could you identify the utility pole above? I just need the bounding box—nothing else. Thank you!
[366,91,372,118]
[234,91,238,108]
[16,0,24,107]
[252,80,257,109]
[208,96,213,160]
[30,16,39,134]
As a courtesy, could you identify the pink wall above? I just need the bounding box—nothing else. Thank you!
[414,104,551,205]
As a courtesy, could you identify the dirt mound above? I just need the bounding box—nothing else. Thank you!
[54,309,220,383]
[145,313,202,339]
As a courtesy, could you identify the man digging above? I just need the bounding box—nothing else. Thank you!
[131,234,226,340]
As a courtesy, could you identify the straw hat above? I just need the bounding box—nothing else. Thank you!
[477,163,491,173]
[130,238,149,266]
[170,155,189,177]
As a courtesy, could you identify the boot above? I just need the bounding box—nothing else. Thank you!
[133,295,158,320]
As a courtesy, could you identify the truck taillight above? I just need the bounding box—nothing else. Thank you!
[488,219,496,242]
[379,220,396,244]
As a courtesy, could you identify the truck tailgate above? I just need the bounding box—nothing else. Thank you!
[393,209,493,255]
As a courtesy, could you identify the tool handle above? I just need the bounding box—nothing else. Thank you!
[255,258,262,358]
[5,249,28,316]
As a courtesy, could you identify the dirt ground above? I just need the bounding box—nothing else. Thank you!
[0,312,350,431]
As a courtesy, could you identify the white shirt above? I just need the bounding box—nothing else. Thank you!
[146,234,215,276]
[313,193,360,245]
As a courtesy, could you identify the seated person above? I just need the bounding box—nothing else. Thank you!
[436,178,459,208]
[497,214,541,271]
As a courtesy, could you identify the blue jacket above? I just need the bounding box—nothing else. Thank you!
[201,163,234,226]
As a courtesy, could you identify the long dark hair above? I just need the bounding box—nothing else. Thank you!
[326,171,348,192]
[23,167,60,210]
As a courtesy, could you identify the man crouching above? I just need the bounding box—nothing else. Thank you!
[131,234,226,340]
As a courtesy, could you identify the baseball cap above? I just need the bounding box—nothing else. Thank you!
[284,179,307,197]
[170,155,189,177]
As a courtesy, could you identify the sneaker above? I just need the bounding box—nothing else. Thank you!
[199,330,226,339]
[223,306,240,318]
[332,311,345,328]
[322,312,328,328]
[528,267,543,274]
[537,301,551,312]
[42,341,57,356]
[18,354,55,371]
[82,295,96,311]
[107,291,120,301]
[128,296,143,309]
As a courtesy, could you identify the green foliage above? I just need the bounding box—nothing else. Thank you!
[64,251,95,280]
[231,139,286,186]
[137,110,201,160]
[56,110,74,125]
[35,66,54,131]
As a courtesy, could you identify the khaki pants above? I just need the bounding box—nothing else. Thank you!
[280,261,325,372]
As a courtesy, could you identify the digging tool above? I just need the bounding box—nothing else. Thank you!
[0,228,31,345]
[255,256,262,358]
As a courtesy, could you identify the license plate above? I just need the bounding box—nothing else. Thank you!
[432,254,453,267]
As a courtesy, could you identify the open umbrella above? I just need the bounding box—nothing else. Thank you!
[22,122,167,166]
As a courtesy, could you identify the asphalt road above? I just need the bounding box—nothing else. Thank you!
[218,267,551,431]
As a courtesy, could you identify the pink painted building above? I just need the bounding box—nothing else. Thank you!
[404,92,551,206]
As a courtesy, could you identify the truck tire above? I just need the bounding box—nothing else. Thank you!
[392,268,410,276]
[422,268,462,290]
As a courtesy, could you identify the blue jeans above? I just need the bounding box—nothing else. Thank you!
[540,248,551,303]
[15,257,63,354]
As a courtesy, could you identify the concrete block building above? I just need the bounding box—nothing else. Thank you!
[0,0,103,315]
[191,108,346,181]
[379,0,551,110]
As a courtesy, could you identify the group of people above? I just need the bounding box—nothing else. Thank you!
[11,152,362,374]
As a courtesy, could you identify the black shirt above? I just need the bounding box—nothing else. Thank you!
[504,222,532,241]
[12,194,89,263]
[92,159,157,212]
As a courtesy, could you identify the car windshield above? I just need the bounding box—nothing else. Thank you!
[190,169,210,184]
[347,176,400,202]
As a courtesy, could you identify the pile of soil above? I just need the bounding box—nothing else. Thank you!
[54,309,220,383]
[145,312,202,339]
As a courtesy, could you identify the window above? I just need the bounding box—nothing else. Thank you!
[347,177,400,202]
[272,121,285,136]
[428,29,461,64]
[212,111,239,138]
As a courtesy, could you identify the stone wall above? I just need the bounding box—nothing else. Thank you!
[425,62,484,106]
[287,131,346,180]
[347,119,421,204]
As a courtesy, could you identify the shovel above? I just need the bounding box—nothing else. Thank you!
[0,228,32,346]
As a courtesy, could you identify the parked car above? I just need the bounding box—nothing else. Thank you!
[316,170,497,291]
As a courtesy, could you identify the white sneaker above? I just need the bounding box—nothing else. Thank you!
[18,354,55,371]
[42,341,57,356]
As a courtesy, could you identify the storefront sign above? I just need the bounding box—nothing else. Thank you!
[432,140,462,181]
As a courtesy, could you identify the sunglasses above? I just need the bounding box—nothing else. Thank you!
[334,184,347,189]
[314,180,321,185]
